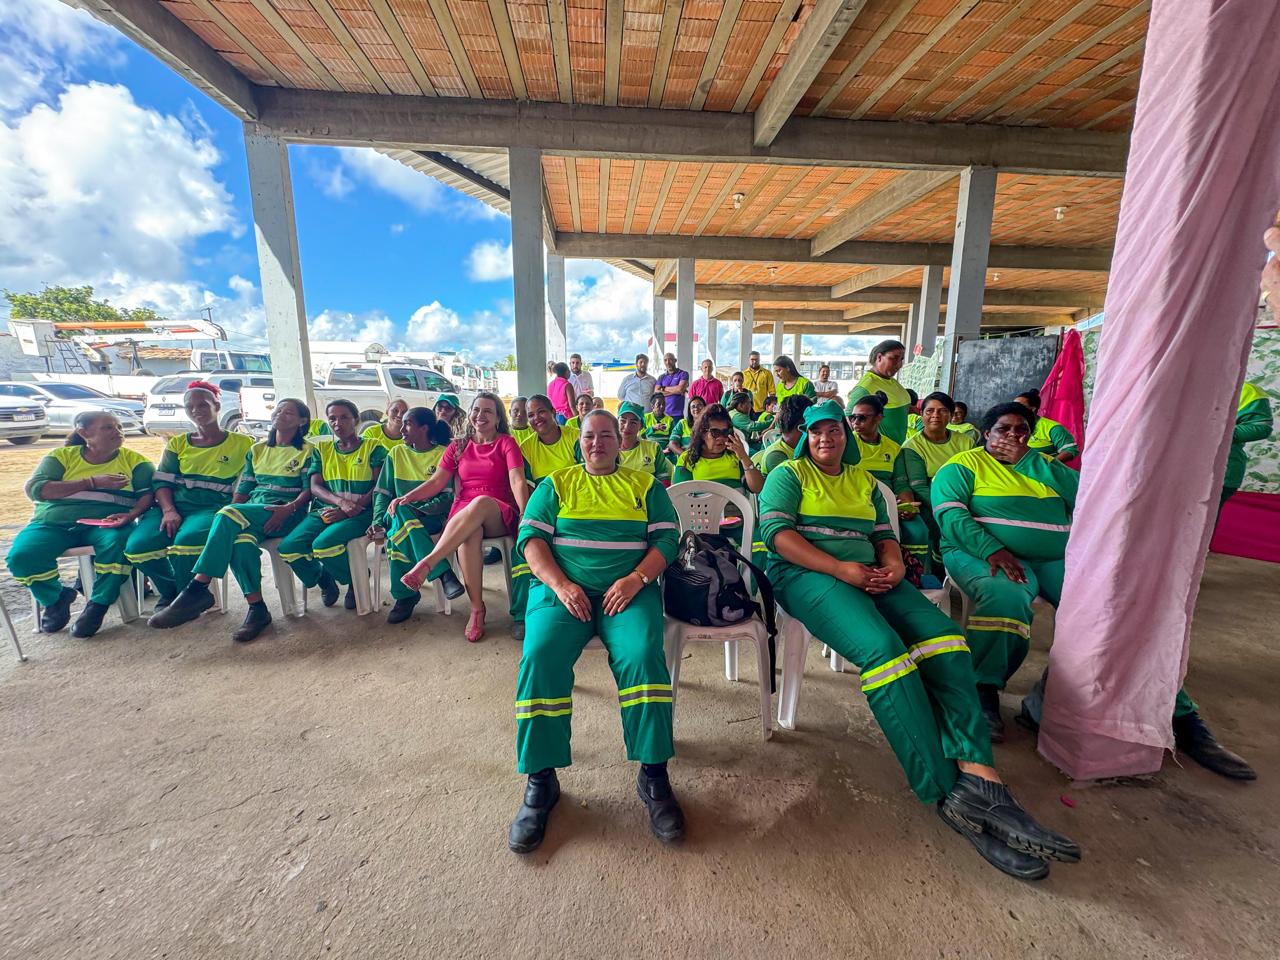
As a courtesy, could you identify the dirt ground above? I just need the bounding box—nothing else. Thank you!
[0,534,1277,959]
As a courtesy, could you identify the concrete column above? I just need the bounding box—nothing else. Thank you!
[509,147,547,398]
[939,166,997,392]
[771,320,784,362]
[243,129,314,409]
[675,258,695,373]
[738,301,753,370]
[792,333,802,358]
[546,252,567,364]
[651,294,665,365]
[915,264,944,358]
[904,303,919,354]
[706,317,718,366]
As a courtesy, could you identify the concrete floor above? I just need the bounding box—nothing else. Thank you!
[0,554,1277,960]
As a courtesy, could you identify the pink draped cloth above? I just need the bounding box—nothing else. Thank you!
[1039,0,1280,780]
[1038,329,1086,468]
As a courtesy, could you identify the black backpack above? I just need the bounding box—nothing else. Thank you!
[663,530,778,691]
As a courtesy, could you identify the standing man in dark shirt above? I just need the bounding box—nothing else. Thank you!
[656,353,689,420]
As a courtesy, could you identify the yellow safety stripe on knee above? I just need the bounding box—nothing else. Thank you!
[313,544,347,560]
[234,534,259,546]
[166,545,205,557]
[908,635,969,662]
[389,520,421,546]
[903,544,929,555]
[617,683,674,708]
[125,548,169,564]
[92,562,132,577]
[278,551,311,563]
[514,696,573,720]
[220,506,250,529]
[14,568,60,586]
[859,653,918,692]
[511,563,530,578]
[751,541,765,554]
[387,549,410,562]
[967,616,1031,639]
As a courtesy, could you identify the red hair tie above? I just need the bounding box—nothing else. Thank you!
[186,379,221,397]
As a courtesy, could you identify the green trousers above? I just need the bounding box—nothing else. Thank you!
[125,506,220,599]
[774,566,991,804]
[191,503,306,597]
[899,513,937,573]
[385,504,450,601]
[277,510,372,588]
[945,549,1198,717]
[6,520,133,607]
[515,580,674,774]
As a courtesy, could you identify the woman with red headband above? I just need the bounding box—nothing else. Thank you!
[126,381,253,610]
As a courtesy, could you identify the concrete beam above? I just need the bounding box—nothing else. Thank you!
[510,147,547,398]
[82,0,258,119]
[658,283,1104,309]
[652,259,677,295]
[254,88,1131,178]
[557,232,1113,271]
[811,170,956,256]
[831,266,917,296]
[755,310,1071,331]
[753,0,870,146]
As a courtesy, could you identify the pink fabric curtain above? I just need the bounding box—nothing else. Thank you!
[1039,0,1280,780]
[1037,329,1086,467]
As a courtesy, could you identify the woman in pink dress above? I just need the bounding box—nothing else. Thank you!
[394,392,529,641]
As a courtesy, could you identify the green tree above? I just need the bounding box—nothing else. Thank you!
[494,353,518,371]
[4,285,122,324]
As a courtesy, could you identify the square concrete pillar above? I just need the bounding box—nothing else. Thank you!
[675,258,695,373]
[939,166,996,391]
[915,264,943,358]
[738,301,753,371]
[546,252,567,364]
[509,147,547,399]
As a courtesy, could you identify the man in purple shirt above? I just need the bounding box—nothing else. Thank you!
[689,358,724,407]
[656,353,689,418]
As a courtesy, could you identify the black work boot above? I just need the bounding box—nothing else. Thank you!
[232,602,272,643]
[39,586,78,633]
[70,601,110,639]
[937,803,1049,881]
[636,764,685,843]
[153,592,177,612]
[148,581,214,628]
[508,769,560,854]
[439,568,466,600]
[386,595,419,624]
[483,547,502,565]
[318,571,340,607]
[1173,711,1256,781]
[343,585,357,610]
[977,684,1005,743]
[942,773,1081,863]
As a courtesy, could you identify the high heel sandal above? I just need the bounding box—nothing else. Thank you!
[465,605,486,643]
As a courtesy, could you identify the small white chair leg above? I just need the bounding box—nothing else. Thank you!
[1,594,25,662]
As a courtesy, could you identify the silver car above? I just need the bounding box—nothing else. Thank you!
[0,381,145,435]
[0,394,48,444]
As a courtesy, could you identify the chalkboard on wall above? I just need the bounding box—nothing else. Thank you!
[953,337,1060,425]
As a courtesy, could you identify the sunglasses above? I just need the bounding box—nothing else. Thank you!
[707,427,733,439]
[848,413,875,422]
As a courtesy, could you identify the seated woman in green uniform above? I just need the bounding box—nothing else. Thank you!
[277,399,387,611]
[758,400,1079,880]
[519,394,581,483]
[727,391,771,454]
[671,404,765,495]
[643,393,674,444]
[564,391,594,433]
[508,409,684,854]
[126,381,254,609]
[8,411,155,638]
[847,392,928,565]
[361,397,408,450]
[846,340,912,444]
[372,406,466,625]
[772,355,816,404]
[618,402,671,484]
[1221,381,1274,514]
[900,391,976,575]
[935,403,1254,778]
[664,395,707,461]
[1013,388,1078,462]
[949,401,981,443]
[508,396,533,445]
[754,395,811,476]
[148,398,314,640]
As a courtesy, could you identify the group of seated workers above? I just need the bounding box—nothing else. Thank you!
[9,343,1268,878]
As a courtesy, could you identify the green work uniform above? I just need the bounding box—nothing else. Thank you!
[935,447,1198,717]
[1222,382,1274,504]
[360,421,404,451]
[513,426,582,624]
[8,445,154,608]
[514,464,680,774]
[372,443,454,601]
[619,438,672,483]
[731,409,771,453]
[1026,416,1078,459]
[190,440,315,596]
[126,432,255,598]
[948,422,981,444]
[759,458,990,804]
[277,437,386,588]
[901,430,976,572]
[753,437,794,476]
[511,425,534,446]
[846,372,912,445]
[672,451,762,558]
[665,418,694,461]
[776,376,816,404]
[907,413,923,436]
[643,412,674,443]
[307,421,332,439]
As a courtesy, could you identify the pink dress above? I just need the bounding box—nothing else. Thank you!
[547,377,572,418]
[440,434,525,535]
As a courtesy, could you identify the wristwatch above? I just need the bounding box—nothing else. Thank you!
[633,570,651,585]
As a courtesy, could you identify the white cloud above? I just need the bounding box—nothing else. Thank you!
[0,0,120,116]
[389,223,405,235]
[308,309,397,346]
[466,240,513,281]
[335,148,446,212]
[318,163,353,200]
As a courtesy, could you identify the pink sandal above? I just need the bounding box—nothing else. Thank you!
[465,605,486,643]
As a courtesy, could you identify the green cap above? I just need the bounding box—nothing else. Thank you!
[618,401,645,421]
[794,399,861,466]
[435,393,461,410]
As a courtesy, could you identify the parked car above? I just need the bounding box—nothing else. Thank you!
[239,362,471,437]
[0,395,49,445]
[0,381,145,436]
[143,371,274,435]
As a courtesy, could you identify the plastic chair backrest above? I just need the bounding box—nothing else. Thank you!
[666,480,757,578]
[876,479,901,539]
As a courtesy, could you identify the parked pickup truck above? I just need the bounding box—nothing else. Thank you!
[239,362,472,437]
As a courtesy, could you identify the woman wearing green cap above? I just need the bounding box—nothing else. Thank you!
[434,393,463,437]
[758,399,1080,881]
[618,402,671,483]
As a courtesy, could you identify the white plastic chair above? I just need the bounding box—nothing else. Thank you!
[259,539,307,618]
[2,592,25,662]
[345,535,382,616]
[366,540,454,617]
[664,480,772,741]
[29,546,141,634]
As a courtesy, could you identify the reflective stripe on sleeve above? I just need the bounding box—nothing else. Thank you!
[646,522,678,532]
[521,518,555,534]
[933,500,969,514]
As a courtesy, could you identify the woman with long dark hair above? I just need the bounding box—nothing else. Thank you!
[671,403,764,495]
[772,355,816,404]
[7,412,155,638]
[846,340,912,444]
[900,391,976,574]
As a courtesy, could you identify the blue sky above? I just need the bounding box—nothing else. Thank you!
[0,0,869,365]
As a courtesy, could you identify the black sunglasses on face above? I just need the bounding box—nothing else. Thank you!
[708,428,732,439]
[848,414,871,422]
